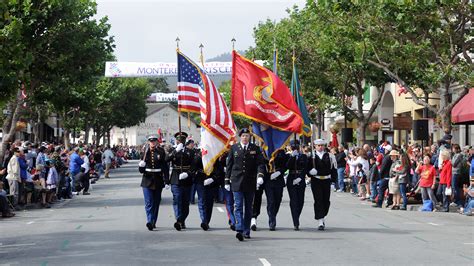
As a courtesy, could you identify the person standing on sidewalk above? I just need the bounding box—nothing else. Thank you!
[373,146,394,208]
[139,134,169,231]
[6,148,21,208]
[335,146,346,192]
[102,146,114,179]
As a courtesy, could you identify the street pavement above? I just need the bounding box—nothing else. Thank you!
[1,161,473,266]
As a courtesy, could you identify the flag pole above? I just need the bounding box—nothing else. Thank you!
[292,49,298,144]
[176,37,182,134]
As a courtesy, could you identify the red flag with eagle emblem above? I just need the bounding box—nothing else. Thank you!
[231,51,303,134]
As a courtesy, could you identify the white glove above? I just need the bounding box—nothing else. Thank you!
[165,184,170,190]
[179,172,188,180]
[138,160,146,167]
[225,184,231,191]
[175,143,184,152]
[293,177,302,185]
[270,171,281,180]
[257,177,264,185]
[204,178,214,186]
[309,168,317,176]
[305,178,311,185]
[291,150,298,157]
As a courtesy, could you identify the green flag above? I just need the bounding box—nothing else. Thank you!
[290,61,312,137]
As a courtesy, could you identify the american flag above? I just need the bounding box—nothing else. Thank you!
[177,52,236,174]
[177,53,202,113]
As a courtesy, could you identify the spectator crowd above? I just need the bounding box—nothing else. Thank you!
[0,140,138,218]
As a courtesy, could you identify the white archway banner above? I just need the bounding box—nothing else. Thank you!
[105,61,232,77]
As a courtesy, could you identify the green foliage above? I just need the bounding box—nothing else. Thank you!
[147,77,169,93]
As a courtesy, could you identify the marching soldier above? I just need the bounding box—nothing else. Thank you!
[225,128,265,241]
[286,140,308,231]
[222,152,237,231]
[308,139,337,230]
[250,169,265,231]
[264,149,288,231]
[138,134,169,231]
[191,149,224,231]
[166,132,194,231]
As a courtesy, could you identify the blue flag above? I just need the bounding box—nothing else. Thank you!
[291,61,312,137]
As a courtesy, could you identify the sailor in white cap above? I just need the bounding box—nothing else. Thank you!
[307,138,336,230]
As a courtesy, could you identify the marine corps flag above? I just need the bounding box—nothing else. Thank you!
[231,51,303,133]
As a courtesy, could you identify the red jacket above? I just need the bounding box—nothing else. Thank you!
[439,160,452,187]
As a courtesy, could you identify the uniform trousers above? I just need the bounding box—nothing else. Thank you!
[196,183,217,225]
[224,189,236,226]
[252,188,264,219]
[311,178,331,220]
[142,187,163,226]
[233,191,254,236]
[287,181,305,227]
[171,185,191,224]
[264,186,283,228]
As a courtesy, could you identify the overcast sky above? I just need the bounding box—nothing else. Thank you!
[96,0,306,63]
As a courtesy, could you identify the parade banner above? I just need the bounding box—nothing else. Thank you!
[105,61,232,77]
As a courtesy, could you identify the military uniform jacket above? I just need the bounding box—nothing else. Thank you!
[166,147,194,186]
[225,143,265,192]
[190,151,209,186]
[309,152,335,178]
[265,150,288,188]
[139,147,169,189]
[286,152,309,187]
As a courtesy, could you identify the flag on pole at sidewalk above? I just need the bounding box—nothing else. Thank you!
[177,51,236,175]
[290,60,312,137]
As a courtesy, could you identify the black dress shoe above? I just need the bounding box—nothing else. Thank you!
[269,227,276,231]
[146,223,153,231]
[174,222,182,231]
[251,224,257,231]
[201,222,209,231]
[236,232,244,241]
[230,224,236,231]
[82,192,90,195]
[244,235,251,239]
[294,226,299,231]
[181,223,186,229]
[318,225,325,231]
[153,224,157,228]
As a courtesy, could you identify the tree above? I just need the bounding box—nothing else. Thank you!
[362,1,473,134]
[250,3,389,145]
[147,77,170,93]
[0,0,115,156]
[85,78,152,145]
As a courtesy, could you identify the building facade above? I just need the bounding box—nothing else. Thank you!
[110,103,201,146]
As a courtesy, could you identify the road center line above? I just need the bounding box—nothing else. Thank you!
[0,243,36,248]
[259,258,271,266]
[216,207,225,213]
[414,236,428,243]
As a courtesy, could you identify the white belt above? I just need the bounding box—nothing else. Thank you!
[145,168,162,173]
[315,175,330,180]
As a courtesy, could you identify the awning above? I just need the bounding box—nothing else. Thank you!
[452,88,474,124]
